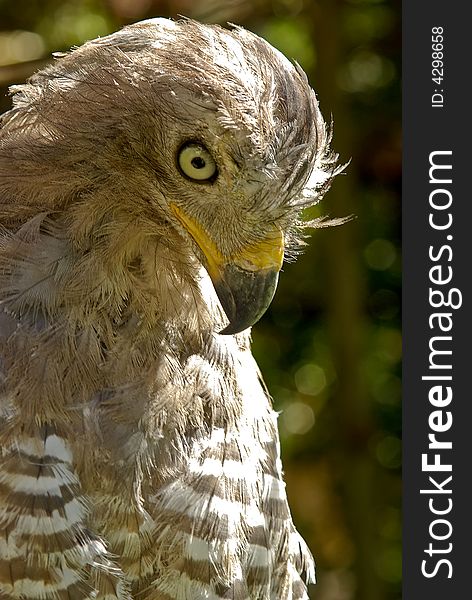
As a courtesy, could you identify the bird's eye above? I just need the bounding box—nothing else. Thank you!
[178,142,217,182]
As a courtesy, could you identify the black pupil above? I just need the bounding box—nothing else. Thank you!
[191,156,206,170]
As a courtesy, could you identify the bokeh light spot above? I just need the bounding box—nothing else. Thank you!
[338,50,395,92]
[0,31,45,66]
[295,363,327,396]
[281,402,315,435]
[375,435,401,469]
[364,238,396,270]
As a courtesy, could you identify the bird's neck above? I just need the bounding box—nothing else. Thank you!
[0,211,222,394]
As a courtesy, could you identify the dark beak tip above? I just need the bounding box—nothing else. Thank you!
[213,265,280,336]
[218,323,242,335]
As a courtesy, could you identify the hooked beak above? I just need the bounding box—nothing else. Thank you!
[211,263,280,335]
[170,204,284,334]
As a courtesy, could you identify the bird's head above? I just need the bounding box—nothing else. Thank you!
[4,18,342,334]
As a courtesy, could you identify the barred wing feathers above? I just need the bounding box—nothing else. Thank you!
[0,426,125,600]
[144,344,315,600]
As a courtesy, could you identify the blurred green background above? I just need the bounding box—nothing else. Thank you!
[0,1,401,599]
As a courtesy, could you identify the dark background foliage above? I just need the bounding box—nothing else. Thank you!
[0,1,401,599]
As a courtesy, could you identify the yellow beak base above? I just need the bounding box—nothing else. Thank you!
[170,203,284,333]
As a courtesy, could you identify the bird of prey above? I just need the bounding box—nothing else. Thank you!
[0,18,340,600]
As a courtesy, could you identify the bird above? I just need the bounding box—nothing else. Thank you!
[0,17,341,600]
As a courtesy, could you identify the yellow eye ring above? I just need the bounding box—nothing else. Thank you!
[178,142,217,182]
